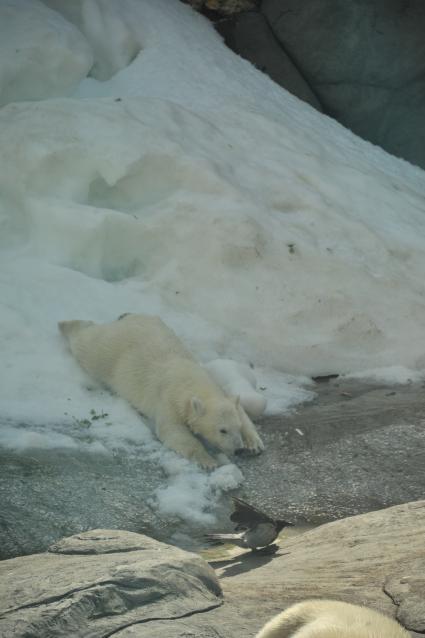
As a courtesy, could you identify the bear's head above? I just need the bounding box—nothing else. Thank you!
[185,395,244,456]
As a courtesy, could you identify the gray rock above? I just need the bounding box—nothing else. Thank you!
[217,12,322,110]
[232,378,425,524]
[6,501,421,637]
[205,500,425,637]
[0,529,222,638]
[260,0,425,169]
[0,445,174,561]
[385,573,425,634]
[138,500,425,637]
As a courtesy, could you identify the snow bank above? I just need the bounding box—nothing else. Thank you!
[2,93,425,376]
[1,0,425,526]
[0,0,92,107]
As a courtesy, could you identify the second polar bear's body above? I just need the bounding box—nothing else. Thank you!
[59,314,264,468]
[255,599,410,638]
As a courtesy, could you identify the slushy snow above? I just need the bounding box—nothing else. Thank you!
[1,0,425,526]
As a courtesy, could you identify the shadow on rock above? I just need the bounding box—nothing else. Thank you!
[209,545,289,578]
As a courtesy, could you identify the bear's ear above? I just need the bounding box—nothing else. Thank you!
[187,396,205,421]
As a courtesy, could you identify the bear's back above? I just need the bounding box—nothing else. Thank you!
[66,314,195,386]
[256,600,410,638]
[116,314,194,362]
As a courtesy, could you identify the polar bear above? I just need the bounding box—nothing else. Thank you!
[58,313,264,469]
[255,599,410,638]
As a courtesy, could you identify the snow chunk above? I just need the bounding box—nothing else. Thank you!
[204,359,267,418]
[255,369,316,416]
[81,0,143,81]
[154,458,243,525]
[0,0,92,107]
[43,0,143,81]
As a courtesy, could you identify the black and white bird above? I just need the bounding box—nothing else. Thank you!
[206,496,293,550]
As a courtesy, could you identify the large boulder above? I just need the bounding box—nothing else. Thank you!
[262,0,425,169]
[116,501,425,636]
[0,529,222,638]
[3,502,423,637]
[208,500,425,637]
[217,11,322,111]
[214,0,425,169]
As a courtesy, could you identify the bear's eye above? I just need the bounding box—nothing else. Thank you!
[220,428,228,434]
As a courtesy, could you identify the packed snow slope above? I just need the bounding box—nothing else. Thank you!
[1,0,425,523]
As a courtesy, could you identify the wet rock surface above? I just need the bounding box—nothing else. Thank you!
[235,377,425,524]
[1,379,425,559]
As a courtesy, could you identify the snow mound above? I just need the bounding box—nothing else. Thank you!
[0,0,93,107]
[2,93,425,376]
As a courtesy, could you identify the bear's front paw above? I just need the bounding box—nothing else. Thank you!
[243,430,265,455]
[191,449,218,471]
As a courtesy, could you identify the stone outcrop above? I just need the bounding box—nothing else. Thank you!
[199,0,425,170]
[261,0,425,169]
[0,529,222,638]
[218,11,322,111]
[1,501,424,637]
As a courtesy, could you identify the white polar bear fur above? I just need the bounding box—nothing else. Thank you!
[255,599,410,638]
[58,313,264,469]
[204,359,267,418]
